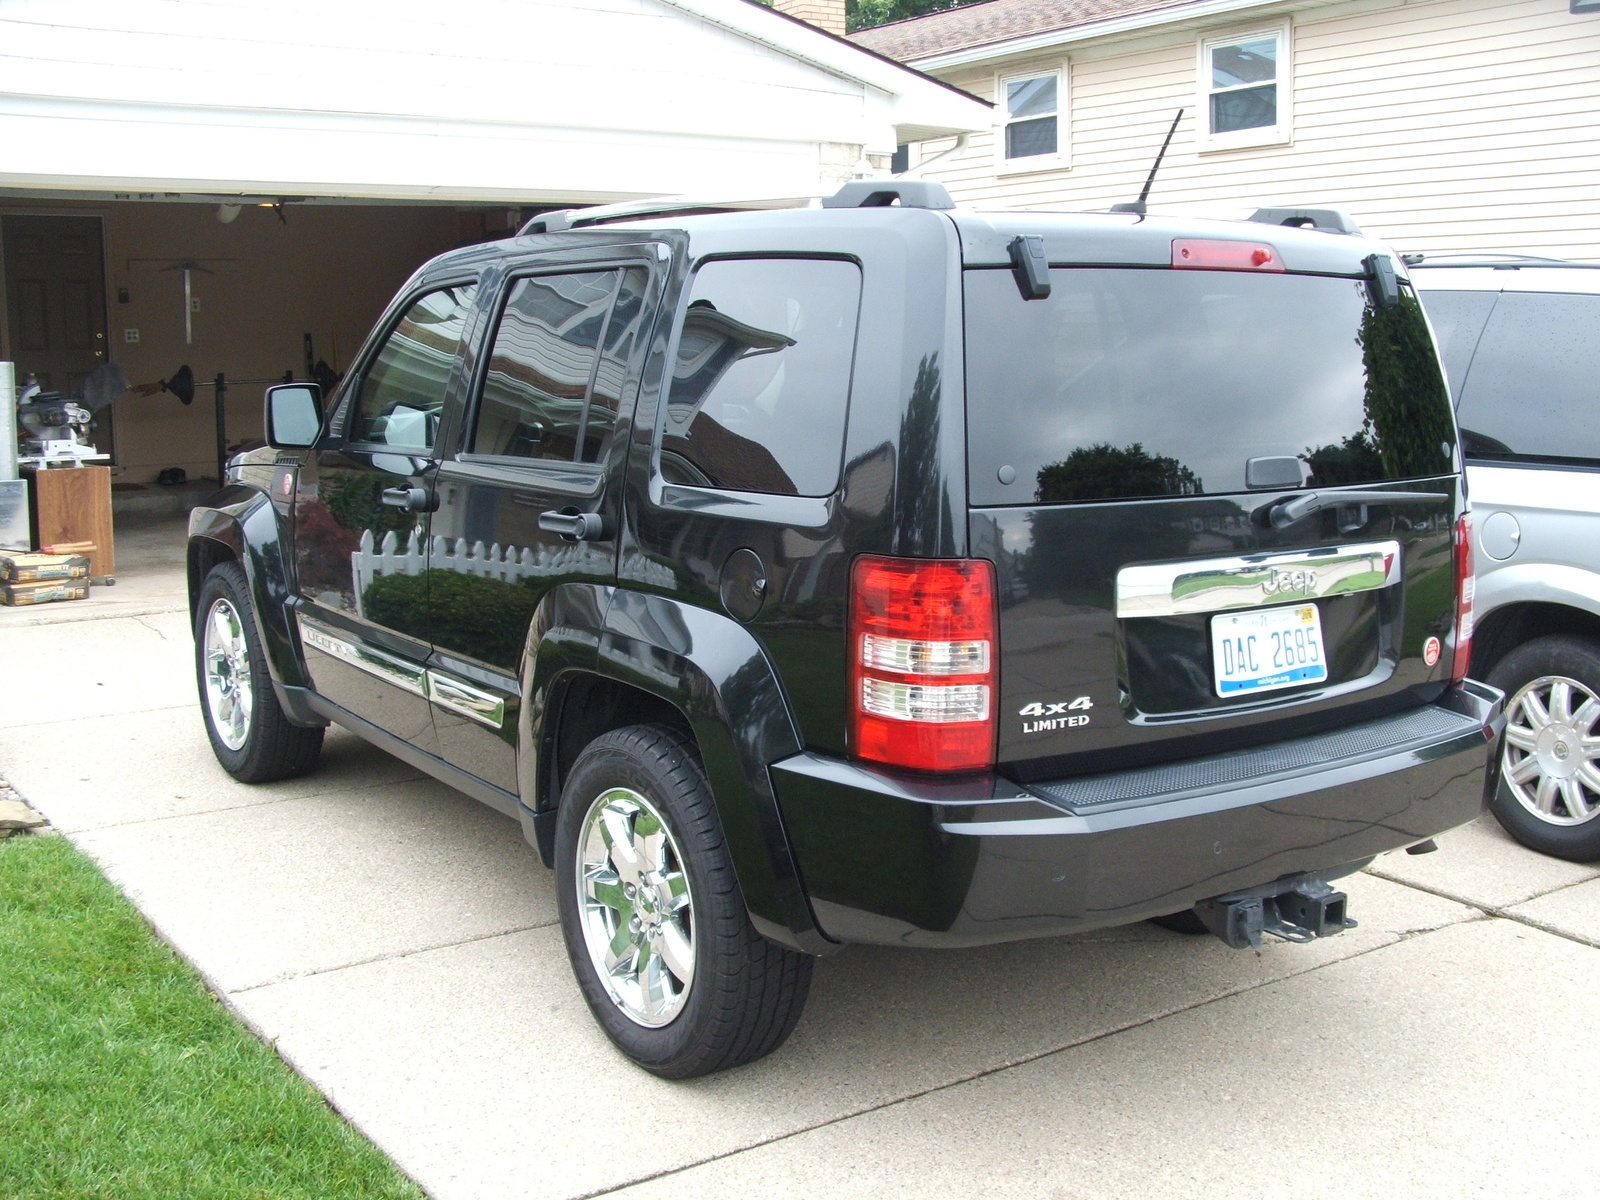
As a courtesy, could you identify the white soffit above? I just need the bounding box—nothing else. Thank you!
[0,0,990,201]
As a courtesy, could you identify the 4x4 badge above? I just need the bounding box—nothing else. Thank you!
[1019,696,1092,733]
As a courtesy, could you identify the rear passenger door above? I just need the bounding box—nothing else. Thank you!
[425,261,655,793]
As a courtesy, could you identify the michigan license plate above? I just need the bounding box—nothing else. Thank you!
[1210,604,1328,697]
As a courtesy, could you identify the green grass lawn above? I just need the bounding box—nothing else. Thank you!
[0,833,423,1200]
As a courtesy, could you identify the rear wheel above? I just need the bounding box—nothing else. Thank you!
[554,724,812,1078]
[195,562,324,783]
[1486,635,1600,863]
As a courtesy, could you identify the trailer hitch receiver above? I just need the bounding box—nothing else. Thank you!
[1193,875,1357,950]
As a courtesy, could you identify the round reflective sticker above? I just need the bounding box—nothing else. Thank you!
[1423,636,1442,667]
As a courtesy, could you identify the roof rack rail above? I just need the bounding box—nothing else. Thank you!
[1247,207,1363,235]
[517,193,821,236]
[820,180,954,210]
[1399,252,1576,268]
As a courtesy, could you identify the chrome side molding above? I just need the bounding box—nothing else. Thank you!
[300,618,427,696]
[298,617,508,729]
[1116,540,1402,619]
[424,671,506,729]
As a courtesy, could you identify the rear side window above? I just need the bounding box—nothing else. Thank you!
[351,285,477,449]
[660,258,861,496]
[964,268,1456,506]
[471,271,618,463]
[1454,291,1600,463]
[1416,288,1497,403]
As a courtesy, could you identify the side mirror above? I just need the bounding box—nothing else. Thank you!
[265,383,323,449]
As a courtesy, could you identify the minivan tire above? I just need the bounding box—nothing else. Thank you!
[195,562,324,783]
[554,724,812,1078]
[1486,635,1600,862]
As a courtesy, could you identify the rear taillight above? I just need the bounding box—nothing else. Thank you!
[1452,513,1475,683]
[849,555,997,772]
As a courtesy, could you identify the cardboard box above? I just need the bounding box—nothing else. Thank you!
[1,578,90,606]
[0,552,91,584]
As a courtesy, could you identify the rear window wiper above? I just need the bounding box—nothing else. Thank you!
[1264,489,1449,530]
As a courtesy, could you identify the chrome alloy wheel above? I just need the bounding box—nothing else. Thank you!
[575,787,696,1028]
[1502,674,1600,827]
[202,597,253,752]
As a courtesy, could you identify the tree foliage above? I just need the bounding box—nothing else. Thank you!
[847,0,991,33]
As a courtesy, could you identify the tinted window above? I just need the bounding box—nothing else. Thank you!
[584,268,649,462]
[661,258,860,496]
[351,285,476,449]
[965,268,1456,506]
[1455,291,1600,462]
[472,271,617,463]
[1416,288,1497,403]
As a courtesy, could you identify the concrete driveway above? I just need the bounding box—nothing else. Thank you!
[3,516,1597,1199]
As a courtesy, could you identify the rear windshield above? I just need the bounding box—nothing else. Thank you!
[1451,291,1600,464]
[964,268,1457,506]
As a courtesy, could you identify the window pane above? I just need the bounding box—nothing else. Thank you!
[1006,116,1058,159]
[352,285,476,449]
[1007,75,1056,119]
[964,268,1455,506]
[1212,39,1277,88]
[1455,292,1600,462]
[471,272,616,462]
[1415,289,1498,404]
[582,267,649,463]
[662,259,861,496]
[1211,84,1276,133]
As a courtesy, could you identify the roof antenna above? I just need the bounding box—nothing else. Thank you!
[1111,109,1184,216]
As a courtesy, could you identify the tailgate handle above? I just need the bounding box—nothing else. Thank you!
[1266,489,1447,530]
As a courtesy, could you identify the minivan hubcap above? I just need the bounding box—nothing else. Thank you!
[576,788,694,1027]
[1502,675,1600,826]
[202,597,253,751]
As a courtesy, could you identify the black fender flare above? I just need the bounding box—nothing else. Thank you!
[188,487,316,704]
[527,586,831,955]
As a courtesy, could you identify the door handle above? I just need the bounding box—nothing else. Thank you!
[538,509,607,541]
[381,486,437,512]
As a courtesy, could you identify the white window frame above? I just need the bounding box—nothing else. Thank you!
[994,64,1068,175]
[1196,22,1292,153]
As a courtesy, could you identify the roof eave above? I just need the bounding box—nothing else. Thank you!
[661,0,991,136]
[899,0,1287,72]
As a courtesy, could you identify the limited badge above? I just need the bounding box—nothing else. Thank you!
[1423,636,1442,667]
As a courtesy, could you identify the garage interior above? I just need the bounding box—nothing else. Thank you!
[0,194,557,500]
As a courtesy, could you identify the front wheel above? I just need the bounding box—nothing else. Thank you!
[1486,635,1600,862]
[554,724,812,1078]
[195,562,324,784]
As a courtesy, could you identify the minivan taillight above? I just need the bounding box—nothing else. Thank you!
[1452,513,1475,683]
[849,556,997,772]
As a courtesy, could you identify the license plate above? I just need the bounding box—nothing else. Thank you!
[1210,604,1328,697]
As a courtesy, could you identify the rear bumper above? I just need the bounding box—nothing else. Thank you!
[771,680,1503,947]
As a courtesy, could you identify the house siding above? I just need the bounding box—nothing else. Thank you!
[913,0,1600,258]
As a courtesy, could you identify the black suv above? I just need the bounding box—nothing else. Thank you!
[188,181,1502,1078]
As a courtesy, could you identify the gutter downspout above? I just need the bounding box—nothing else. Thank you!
[894,133,969,178]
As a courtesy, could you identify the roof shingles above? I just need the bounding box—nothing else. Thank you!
[849,0,1198,61]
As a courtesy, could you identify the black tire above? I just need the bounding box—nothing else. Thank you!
[1485,634,1600,863]
[554,724,812,1078]
[195,562,324,784]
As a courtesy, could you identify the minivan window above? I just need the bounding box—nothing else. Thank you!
[1415,288,1497,403]
[964,268,1456,506]
[661,258,860,496]
[1454,291,1600,463]
[350,285,477,449]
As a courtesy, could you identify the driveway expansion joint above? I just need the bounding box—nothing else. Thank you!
[225,920,560,996]
[1369,868,1600,950]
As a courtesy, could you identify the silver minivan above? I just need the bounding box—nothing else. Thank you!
[1413,257,1600,862]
